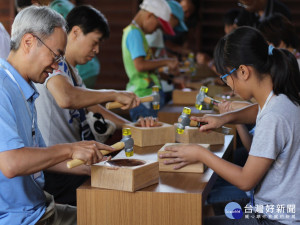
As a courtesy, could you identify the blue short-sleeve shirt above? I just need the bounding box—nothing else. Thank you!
[0,59,46,225]
[126,28,147,60]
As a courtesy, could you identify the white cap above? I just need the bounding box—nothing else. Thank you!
[140,0,175,35]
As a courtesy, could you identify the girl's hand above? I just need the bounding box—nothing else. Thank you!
[218,101,232,114]
[159,144,205,169]
[190,115,225,132]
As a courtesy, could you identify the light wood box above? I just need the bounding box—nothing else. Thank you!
[207,84,232,97]
[172,89,198,105]
[123,122,175,147]
[175,126,225,145]
[157,143,209,173]
[185,81,204,90]
[194,64,218,80]
[91,158,159,192]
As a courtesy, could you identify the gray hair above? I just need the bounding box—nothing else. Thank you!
[11,5,66,50]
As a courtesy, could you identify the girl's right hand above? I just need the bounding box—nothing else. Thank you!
[191,115,226,131]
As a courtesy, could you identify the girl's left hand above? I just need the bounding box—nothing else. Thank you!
[159,144,204,169]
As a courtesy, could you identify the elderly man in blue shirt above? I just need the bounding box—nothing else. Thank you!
[0,6,115,225]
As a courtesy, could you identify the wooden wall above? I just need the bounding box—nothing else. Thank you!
[1,0,300,90]
[78,0,139,90]
[0,0,14,34]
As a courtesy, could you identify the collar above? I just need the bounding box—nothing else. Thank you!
[131,20,141,30]
[0,58,38,101]
[257,90,274,119]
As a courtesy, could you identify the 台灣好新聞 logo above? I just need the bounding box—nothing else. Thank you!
[225,202,243,219]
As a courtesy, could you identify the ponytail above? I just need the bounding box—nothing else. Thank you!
[270,48,300,105]
[214,26,300,106]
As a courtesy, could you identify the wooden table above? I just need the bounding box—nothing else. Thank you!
[77,135,234,225]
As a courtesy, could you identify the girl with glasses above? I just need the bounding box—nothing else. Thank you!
[160,26,300,225]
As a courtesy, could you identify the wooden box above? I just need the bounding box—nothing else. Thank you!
[207,84,232,97]
[157,143,209,173]
[91,158,159,192]
[175,126,226,144]
[185,81,204,90]
[194,64,218,80]
[172,89,198,105]
[123,122,175,147]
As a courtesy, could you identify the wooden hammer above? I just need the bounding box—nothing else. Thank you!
[67,128,134,169]
[176,107,230,134]
[106,86,160,110]
[67,142,125,169]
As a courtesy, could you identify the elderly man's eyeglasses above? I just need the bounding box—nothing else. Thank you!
[33,34,65,63]
[220,68,236,85]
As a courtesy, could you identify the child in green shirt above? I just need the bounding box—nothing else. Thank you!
[122,0,179,121]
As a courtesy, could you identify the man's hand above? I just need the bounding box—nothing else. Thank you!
[69,141,114,166]
[114,91,141,110]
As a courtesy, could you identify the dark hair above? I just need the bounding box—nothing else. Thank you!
[185,0,200,28]
[15,0,32,9]
[214,26,300,105]
[259,13,299,50]
[66,5,110,40]
[223,8,240,25]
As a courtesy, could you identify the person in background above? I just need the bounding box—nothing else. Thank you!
[15,0,74,16]
[0,22,10,59]
[164,0,200,58]
[223,8,241,35]
[15,0,100,88]
[145,0,188,104]
[122,0,179,122]
[259,13,300,67]
[196,8,241,71]
[35,5,141,206]
[0,6,114,225]
[235,0,291,27]
[15,0,32,12]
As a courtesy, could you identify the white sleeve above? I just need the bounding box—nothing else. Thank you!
[0,23,10,59]
[44,61,73,87]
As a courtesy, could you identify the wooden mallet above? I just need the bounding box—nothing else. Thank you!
[67,142,124,169]
[176,107,230,134]
[67,128,134,169]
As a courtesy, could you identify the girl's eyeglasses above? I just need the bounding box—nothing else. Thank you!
[220,68,236,85]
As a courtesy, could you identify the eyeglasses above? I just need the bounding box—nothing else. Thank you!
[220,68,236,85]
[33,34,65,63]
